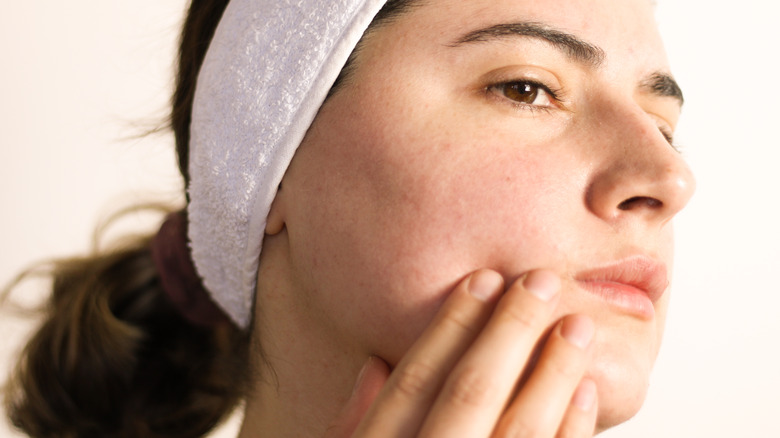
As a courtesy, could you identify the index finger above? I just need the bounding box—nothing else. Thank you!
[352,269,505,437]
[418,270,562,437]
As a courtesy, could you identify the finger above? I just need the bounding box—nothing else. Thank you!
[324,357,391,438]
[418,270,562,437]
[353,269,505,437]
[493,314,594,437]
[556,378,598,438]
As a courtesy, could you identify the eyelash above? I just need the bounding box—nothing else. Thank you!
[487,79,683,152]
[485,79,563,113]
[658,126,683,153]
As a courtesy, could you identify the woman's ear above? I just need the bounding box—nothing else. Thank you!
[265,185,286,235]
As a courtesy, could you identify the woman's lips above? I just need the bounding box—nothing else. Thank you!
[574,255,668,320]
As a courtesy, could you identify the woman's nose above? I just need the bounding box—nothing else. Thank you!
[586,108,696,227]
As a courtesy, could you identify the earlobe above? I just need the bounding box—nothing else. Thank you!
[265,188,286,235]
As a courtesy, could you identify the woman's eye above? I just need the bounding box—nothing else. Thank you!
[658,126,682,152]
[489,81,558,109]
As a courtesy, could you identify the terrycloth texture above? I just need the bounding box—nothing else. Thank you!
[189,0,389,328]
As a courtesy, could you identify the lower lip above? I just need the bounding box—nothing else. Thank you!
[576,280,656,319]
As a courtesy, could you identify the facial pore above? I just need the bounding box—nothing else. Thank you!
[260,0,695,430]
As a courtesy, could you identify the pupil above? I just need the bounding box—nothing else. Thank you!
[507,83,537,104]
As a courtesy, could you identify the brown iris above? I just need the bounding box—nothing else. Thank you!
[503,82,539,104]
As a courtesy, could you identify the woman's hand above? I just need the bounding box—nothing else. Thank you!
[326,269,598,437]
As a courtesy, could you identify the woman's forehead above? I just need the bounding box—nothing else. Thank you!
[368,0,667,70]
[396,0,657,28]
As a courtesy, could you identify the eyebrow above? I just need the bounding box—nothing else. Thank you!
[449,22,606,67]
[450,21,684,106]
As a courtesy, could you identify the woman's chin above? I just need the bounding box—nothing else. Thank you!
[590,354,653,432]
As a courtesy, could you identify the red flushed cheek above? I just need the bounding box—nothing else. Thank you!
[285,93,584,363]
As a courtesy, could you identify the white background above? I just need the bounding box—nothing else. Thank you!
[1,1,778,437]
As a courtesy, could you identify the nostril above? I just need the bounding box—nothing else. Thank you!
[618,196,662,211]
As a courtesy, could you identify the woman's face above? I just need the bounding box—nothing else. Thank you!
[271,0,694,429]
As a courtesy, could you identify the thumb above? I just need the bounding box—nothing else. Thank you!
[324,356,390,438]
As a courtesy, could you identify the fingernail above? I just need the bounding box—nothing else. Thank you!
[523,271,560,302]
[560,315,594,350]
[352,357,375,396]
[572,378,597,411]
[468,270,503,301]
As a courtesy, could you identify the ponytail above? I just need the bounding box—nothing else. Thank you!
[5,0,243,434]
[4,215,249,437]
[5,0,423,435]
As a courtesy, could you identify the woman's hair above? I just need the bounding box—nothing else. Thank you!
[4,1,417,437]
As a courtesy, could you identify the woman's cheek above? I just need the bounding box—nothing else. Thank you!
[285,92,578,364]
[308,189,561,362]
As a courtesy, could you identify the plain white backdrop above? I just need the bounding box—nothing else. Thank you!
[1,1,778,437]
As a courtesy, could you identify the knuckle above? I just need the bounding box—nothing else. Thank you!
[543,344,586,381]
[393,360,437,399]
[444,365,497,408]
[495,420,541,438]
[548,357,581,381]
[439,306,479,336]
[500,302,546,332]
[556,427,581,438]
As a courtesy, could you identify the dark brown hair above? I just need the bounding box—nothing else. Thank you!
[4,1,418,437]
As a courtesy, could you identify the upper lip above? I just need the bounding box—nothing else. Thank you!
[573,255,669,303]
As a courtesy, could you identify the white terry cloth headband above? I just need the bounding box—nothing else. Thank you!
[188,0,389,328]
